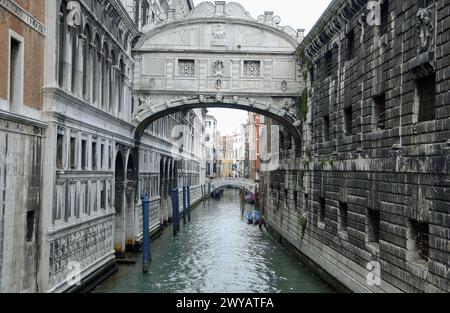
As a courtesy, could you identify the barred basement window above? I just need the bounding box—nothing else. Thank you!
[373,94,386,130]
[367,209,380,243]
[323,115,330,142]
[339,202,348,231]
[26,211,35,242]
[178,59,195,76]
[243,61,261,77]
[410,220,429,263]
[417,74,436,122]
[380,0,390,35]
[294,190,298,211]
[344,106,353,136]
[346,30,355,62]
[319,197,326,222]
[324,50,333,77]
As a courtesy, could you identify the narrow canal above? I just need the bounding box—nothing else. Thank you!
[94,189,334,293]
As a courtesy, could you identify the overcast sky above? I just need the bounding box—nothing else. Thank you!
[194,0,333,135]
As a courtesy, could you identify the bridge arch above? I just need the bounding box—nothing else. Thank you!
[133,96,302,149]
[131,1,304,152]
[210,177,257,194]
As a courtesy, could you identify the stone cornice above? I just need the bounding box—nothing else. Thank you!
[296,0,366,65]
[134,17,299,50]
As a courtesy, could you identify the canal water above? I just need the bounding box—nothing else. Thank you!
[94,189,334,293]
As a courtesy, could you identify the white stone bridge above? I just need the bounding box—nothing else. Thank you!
[210,177,256,194]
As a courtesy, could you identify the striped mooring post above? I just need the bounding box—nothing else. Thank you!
[187,185,191,223]
[141,193,151,273]
[182,186,187,225]
[171,188,179,236]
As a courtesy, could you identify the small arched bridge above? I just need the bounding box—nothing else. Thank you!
[210,177,256,194]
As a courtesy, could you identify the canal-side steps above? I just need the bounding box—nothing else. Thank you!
[69,193,210,293]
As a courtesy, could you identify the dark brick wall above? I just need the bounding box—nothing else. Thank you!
[266,0,449,293]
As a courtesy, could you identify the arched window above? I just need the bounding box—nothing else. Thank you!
[109,50,115,113]
[101,43,108,109]
[82,25,91,101]
[102,42,111,111]
[70,25,78,94]
[93,34,101,106]
[58,1,68,88]
[118,58,125,115]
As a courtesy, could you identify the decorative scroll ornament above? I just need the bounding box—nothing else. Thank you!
[67,1,81,27]
[281,80,288,92]
[212,24,226,45]
[149,77,156,88]
[215,79,222,90]
[282,99,298,120]
[416,8,434,54]
[136,97,154,119]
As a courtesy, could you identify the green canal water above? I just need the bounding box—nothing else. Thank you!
[93,189,334,293]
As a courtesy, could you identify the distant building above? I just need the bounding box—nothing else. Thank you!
[204,114,219,178]
[232,125,246,176]
[0,0,46,293]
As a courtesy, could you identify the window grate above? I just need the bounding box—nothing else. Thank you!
[178,59,195,77]
[243,61,261,77]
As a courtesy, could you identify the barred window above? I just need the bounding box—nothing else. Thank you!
[178,59,195,76]
[243,61,261,77]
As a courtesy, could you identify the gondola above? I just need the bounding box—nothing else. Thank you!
[245,210,261,224]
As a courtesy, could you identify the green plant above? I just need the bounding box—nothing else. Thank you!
[299,215,307,241]
[302,160,309,170]
[300,88,309,121]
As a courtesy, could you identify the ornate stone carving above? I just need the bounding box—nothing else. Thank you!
[416,8,434,54]
[149,77,156,88]
[67,1,81,27]
[213,60,224,77]
[281,80,288,92]
[282,99,298,120]
[215,79,222,90]
[49,219,113,288]
[212,24,226,45]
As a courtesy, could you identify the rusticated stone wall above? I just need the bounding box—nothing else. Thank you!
[265,0,449,293]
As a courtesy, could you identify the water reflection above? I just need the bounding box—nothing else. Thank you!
[94,189,334,293]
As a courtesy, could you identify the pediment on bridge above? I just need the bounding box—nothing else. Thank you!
[134,2,302,52]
